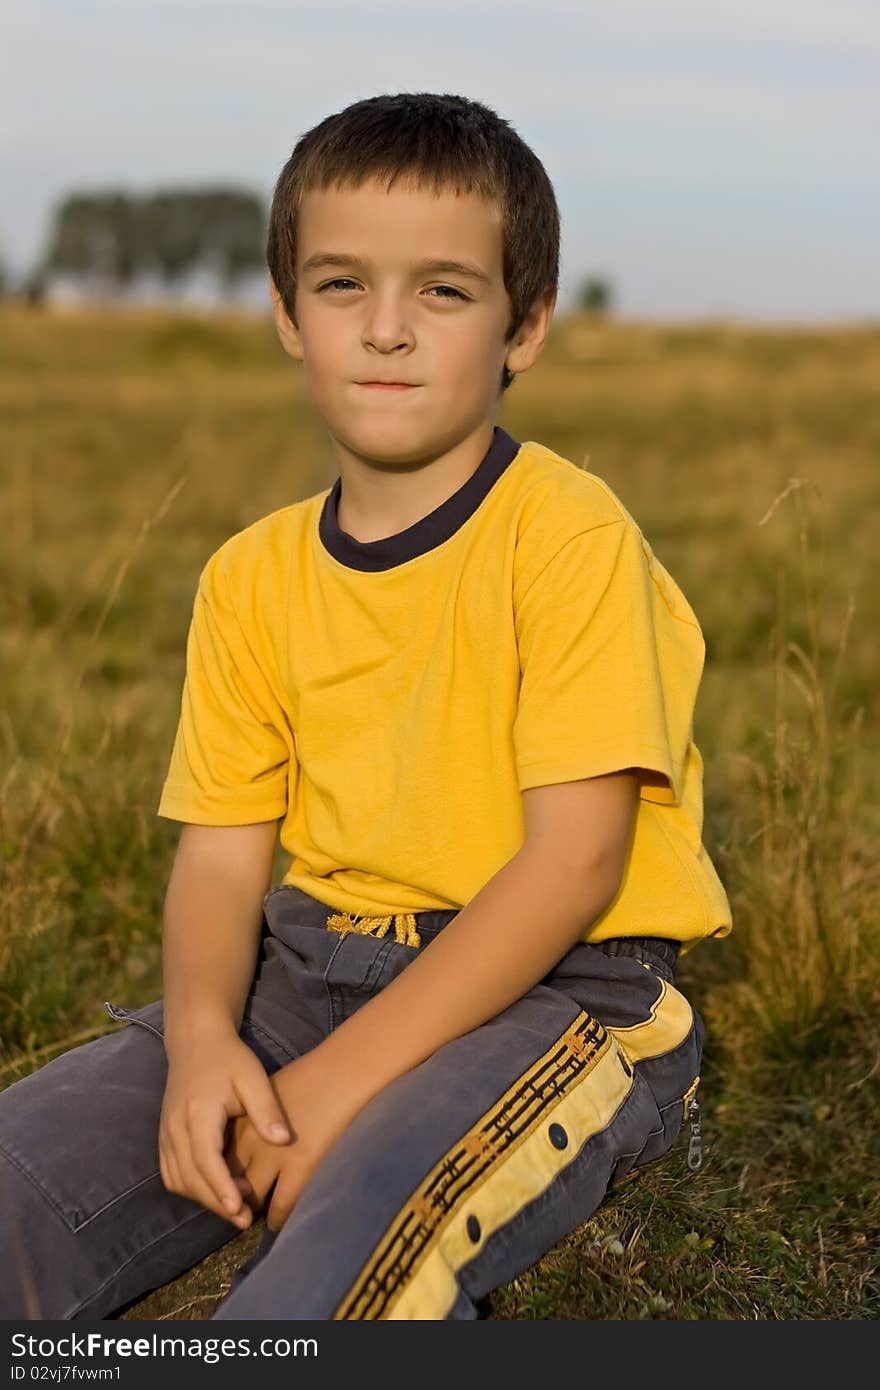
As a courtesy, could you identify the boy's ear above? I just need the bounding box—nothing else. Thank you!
[504,288,557,378]
[269,275,304,362]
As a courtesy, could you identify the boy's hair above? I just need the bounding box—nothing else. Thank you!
[267,92,560,394]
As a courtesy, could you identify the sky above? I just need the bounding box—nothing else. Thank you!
[2,0,878,321]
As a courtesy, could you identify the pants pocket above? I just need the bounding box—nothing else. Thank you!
[0,1016,169,1233]
[107,997,298,1072]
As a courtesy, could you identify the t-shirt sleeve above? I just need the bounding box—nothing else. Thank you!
[512,518,705,806]
[157,552,292,824]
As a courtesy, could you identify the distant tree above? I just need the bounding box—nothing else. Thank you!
[141,191,205,295]
[40,187,267,300]
[42,192,138,294]
[198,189,266,294]
[577,276,614,317]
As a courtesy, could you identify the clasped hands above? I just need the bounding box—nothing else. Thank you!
[223,1050,363,1234]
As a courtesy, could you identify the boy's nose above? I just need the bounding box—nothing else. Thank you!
[361,306,416,351]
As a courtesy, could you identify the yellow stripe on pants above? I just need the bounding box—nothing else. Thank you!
[334,1013,627,1320]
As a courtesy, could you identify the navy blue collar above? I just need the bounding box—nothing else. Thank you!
[318,426,522,572]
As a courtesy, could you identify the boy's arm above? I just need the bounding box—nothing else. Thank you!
[161,821,278,1059]
[279,770,641,1114]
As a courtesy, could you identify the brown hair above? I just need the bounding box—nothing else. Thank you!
[266,92,560,394]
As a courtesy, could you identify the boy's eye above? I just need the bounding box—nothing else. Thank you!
[317,279,466,301]
[429,285,467,300]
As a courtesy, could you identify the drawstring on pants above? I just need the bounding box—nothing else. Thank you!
[326,910,423,948]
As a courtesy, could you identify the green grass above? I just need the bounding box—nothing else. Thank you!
[1,304,878,1318]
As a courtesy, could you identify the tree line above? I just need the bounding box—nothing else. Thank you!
[6,187,266,303]
[0,185,614,314]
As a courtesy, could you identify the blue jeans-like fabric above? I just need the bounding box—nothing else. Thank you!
[0,885,701,1320]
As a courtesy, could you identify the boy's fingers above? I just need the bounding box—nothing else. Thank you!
[189,1158,252,1227]
[165,1146,222,1219]
[234,1176,258,1214]
[241,1076,291,1145]
[189,1118,252,1219]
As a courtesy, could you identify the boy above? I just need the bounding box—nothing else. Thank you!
[0,92,731,1321]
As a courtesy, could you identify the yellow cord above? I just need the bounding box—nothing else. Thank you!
[326,910,422,948]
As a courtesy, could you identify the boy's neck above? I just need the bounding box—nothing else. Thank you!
[333,421,498,544]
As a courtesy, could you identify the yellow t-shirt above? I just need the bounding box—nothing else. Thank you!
[158,426,732,954]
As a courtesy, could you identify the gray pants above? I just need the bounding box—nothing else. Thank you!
[0,886,702,1320]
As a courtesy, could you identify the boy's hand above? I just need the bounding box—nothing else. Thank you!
[158,1026,293,1230]
[224,1052,363,1233]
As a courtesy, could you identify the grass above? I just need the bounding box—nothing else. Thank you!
[1,303,878,1318]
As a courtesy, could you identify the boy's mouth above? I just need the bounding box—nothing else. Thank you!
[356,382,421,391]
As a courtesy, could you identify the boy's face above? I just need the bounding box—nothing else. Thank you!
[271,175,552,463]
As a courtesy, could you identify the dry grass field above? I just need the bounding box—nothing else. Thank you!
[1,304,878,1318]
